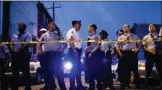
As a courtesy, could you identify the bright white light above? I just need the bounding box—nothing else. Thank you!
[64,62,73,70]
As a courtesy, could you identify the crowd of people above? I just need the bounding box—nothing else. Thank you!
[0,20,161,90]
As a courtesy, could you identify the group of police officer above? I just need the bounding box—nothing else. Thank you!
[0,20,161,90]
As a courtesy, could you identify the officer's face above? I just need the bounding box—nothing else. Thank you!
[149,24,156,32]
[18,24,26,33]
[48,22,56,30]
[123,25,130,32]
[75,23,81,31]
[88,26,94,33]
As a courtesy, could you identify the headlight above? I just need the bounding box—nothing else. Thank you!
[64,62,73,70]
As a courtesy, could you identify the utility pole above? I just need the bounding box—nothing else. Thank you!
[46,2,61,21]
[161,1,162,24]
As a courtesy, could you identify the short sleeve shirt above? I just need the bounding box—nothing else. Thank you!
[66,28,82,49]
[11,32,32,52]
[116,33,139,51]
[40,30,62,52]
[142,33,159,50]
[100,39,114,53]
[86,34,99,52]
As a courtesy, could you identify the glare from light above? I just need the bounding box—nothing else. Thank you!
[81,59,84,63]
[64,62,73,70]
[62,57,64,60]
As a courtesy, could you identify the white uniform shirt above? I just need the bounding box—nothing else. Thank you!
[99,39,114,53]
[66,28,82,49]
[142,33,158,50]
[11,32,32,52]
[40,31,62,52]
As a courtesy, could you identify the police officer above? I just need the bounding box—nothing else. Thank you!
[38,20,67,90]
[114,29,124,81]
[66,20,87,90]
[37,28,48,54]
[159,27,162,87]
[10,23,32,90]
[37,28,47,90]
[116,24,140,90]
[84,24,100,90]
[115,29,124,59]
[142,24,161,87]
[0,43,9,90]
[89,30,115,90]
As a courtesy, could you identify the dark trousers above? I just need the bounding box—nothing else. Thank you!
[85,51,102,88]
[39,51,66,90]
[84,52,90,83]
[118,51,140,87]
[68,48,82,88]
[0,58,8,90]
[100,52,113,88]
[144,51,161,84]
[11,52,31,90]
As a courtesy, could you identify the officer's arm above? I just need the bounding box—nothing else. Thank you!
[91,41,101,53]
[142,36,148,51]
[60,35,67,50]
[115,37,122,56]
[91,44,100,54]
[136,36,141,50]
[10,35,17,52]
[37,35,44,52]
[115,45,122,56]
[67,32,77,52]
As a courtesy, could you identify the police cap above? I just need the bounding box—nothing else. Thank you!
[99,30,108,38]
[116,29,124,35]
[39,28,47,32]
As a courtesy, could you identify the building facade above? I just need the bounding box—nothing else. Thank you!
[0,1,53,54]
[0,1,52,42]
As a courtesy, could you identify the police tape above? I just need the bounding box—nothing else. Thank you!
[0,40,162,44]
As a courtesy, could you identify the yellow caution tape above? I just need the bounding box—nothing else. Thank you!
[0,39,161,44]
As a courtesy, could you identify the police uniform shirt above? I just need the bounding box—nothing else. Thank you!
[142,33,159,50]
[116,33,139,51]
[66,28,82,49]
[86,34,99,52]
[11,32,32,52]
[0,44,9,59]
[40,30,62,52]
[99,39,114,53]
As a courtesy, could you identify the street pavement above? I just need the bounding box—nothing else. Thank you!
[6,76,161,90]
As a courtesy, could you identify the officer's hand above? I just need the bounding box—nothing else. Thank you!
[88,53,92,58]
[119,53,122,57]
[132,48,139,53]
